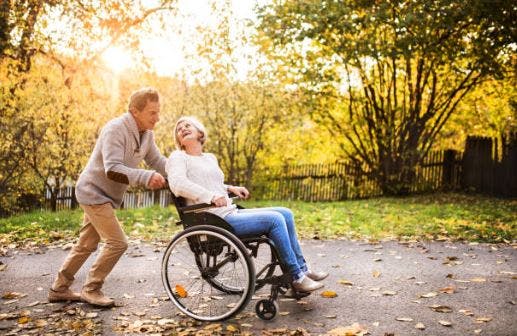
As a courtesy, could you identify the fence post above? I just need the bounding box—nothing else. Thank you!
[154,189,161,206]
[442,149,457,190]
[71,187,78,209]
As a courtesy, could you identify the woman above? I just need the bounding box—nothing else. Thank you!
[166,116,328,293]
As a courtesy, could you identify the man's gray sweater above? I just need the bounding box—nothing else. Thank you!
[75,112,167,208]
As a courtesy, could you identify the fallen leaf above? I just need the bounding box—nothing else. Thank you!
[279,311,290,316]
[327,323,368,336]
[34,319,47,328]
[86,312,98,318]
[26,301,40,307]
[19,310,30,317]
[475,317,492,323]
[459,309,474,316]
[325,314,337,319]
[0,264,6,271]
[123,293,134,299]
[338,279,353,286]
[17,316,31,324]
[430,305,452,313]
[415,322,425,330]
[227,324,239,332]
[396,317,413,322]
[439,320,452,326]
[470,277,487,282]
[382,290,397,296]
[438,286,456,294]
[175,285,187,298]
[372,270,381,278]
[2,292,25,300]
[321,291,338,298]
[420,292,438,298]
[474,329,482,334]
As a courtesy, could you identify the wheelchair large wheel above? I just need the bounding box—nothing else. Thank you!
[162,225,255,321]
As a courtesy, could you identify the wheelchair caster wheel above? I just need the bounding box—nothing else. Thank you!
[255,299,278,320]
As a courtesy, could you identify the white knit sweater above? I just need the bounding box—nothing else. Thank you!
[165,150,237,218]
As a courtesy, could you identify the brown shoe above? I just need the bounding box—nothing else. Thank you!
[81,289,114,307]
[306,269,329,281]
[292,276,324,293]
[48,289,81,303]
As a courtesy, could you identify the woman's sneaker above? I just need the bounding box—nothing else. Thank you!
[306,269,329,281]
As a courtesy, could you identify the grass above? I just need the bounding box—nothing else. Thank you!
[0,193,515,247]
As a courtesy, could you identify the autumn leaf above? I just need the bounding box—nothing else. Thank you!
[327,323,368,336]
[175,285,187,298]
[372,270,381,278]
[34,319,47,328]
[382,290,397,296]
[475,317,492,323]
[470,277,487,282]
[415,322,425,330]
[17,316,31,324]
[338,279,353,286]
[438,286,456,294]
[420,292,438,298]
[429,305,452,313]
[321,290,338,298]
[226,324,239,332]
[396,317,413,322]
[438,320,452,326]
[459,309,474,316]
[2,292,25,299]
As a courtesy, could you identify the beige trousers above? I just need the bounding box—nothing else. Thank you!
[52,203,128,292]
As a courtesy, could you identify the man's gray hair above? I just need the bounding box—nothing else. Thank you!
[128,87,160,112]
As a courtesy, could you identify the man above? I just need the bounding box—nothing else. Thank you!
[48,87,167,307]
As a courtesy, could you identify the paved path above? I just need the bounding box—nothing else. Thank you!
[0,239,516,335]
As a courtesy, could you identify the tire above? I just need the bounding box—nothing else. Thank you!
[161,225,255,321]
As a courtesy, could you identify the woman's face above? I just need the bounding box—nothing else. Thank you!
[176,121,202,147]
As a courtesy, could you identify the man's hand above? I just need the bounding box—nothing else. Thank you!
[228,186,250,199]
[148,173,166,190]
[211,195,228,207]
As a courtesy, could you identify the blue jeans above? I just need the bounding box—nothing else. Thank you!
[224,207,307,280]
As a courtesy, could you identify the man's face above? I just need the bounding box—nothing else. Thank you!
[132,100,160,131]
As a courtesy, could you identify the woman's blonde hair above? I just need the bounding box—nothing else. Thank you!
[174,116,207,149]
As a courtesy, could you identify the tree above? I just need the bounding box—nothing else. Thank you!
[179,0,293,186]
[257,0,516,194]
[0,0,177,214]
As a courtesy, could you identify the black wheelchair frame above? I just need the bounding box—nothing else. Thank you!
[161,192,310,321]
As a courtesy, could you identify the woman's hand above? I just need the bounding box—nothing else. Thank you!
[228,186,250,199]
[211,195,228,207]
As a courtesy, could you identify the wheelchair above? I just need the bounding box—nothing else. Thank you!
[161,192,310,321]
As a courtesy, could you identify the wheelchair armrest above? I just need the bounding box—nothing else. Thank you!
[179,203,214,214]
[178,193,242,214]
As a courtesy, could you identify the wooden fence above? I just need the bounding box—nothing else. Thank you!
[461,134,517,197]
[249,149,462,201]
[43,134,515,210]
[44,149,464,210]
